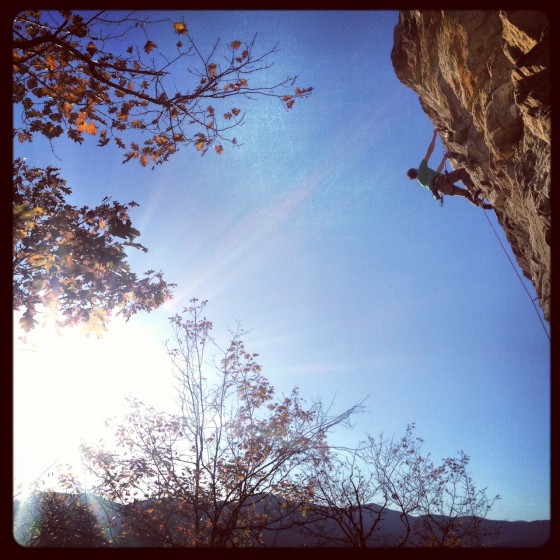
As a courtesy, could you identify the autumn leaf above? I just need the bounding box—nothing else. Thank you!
[143,40,157,54]
[195,140,205,151]
[13,9,314,172]
[76,113,98,135]
[83,121,97,135]
[19,309,37,332]
[62,102,73,117]
[140,154,148,167]
[45,55,57,71]
[214,145,223,155]
[81,308,107,338]
[28,254,47,267]
[173,22,188,35]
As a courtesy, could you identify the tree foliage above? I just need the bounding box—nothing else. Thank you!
[302,424,500,547]
[75,299,361,546]
[13,10,313,166]
[13,491,107,547]
[12,11,312,330]
[13,157,175,333]
[299,449,390,547]
[12,301,500,548]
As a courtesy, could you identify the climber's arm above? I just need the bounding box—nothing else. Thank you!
[436,152,448,174]
[423,129,438,162]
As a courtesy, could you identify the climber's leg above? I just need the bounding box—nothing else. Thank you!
[445,168,476,193]
[439,178,485,207]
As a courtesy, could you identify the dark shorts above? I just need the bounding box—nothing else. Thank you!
[434,175,463,196]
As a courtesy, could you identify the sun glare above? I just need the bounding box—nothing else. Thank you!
[13,314,174,495]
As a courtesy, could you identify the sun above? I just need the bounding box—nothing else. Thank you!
[13,313,175,495]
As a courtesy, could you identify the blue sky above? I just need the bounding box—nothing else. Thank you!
[13,10,550,522]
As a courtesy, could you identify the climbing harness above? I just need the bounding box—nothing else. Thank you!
[431,167,444,207]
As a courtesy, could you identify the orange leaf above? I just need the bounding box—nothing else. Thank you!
[143,40,157,54]
[196,140,205,151]
[140,154,148,166]
[231,108,240,116]
[231,40,241,50]
[173,22,188,35]
[85,121,97,135]
[76,112,95,133]
[45,55,57,71]
[208,63,217,77]
[214,145,223,155]
[62,102,73,116]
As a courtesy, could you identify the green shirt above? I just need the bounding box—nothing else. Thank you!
[416,159,438,190]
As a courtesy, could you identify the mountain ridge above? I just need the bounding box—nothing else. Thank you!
[13,491,550,548]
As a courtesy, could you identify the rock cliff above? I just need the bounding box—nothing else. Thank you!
[391,10,550,322]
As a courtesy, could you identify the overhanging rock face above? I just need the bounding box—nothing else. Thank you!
[391,10,550,322]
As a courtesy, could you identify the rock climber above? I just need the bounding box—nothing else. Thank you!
[407,129,492,209]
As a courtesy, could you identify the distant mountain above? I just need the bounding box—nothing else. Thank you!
[259,499,550,548]
[13,492,550,548]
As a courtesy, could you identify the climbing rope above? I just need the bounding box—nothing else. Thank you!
[441,156,548,341]
[481,208,550,342]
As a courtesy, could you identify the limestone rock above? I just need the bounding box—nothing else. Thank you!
[391,10,550,322]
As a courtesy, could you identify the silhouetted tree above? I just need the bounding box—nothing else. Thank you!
[13,491,107,547]
[78,299,362,546]
[13,158,175,332]
[298,424,500,547]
